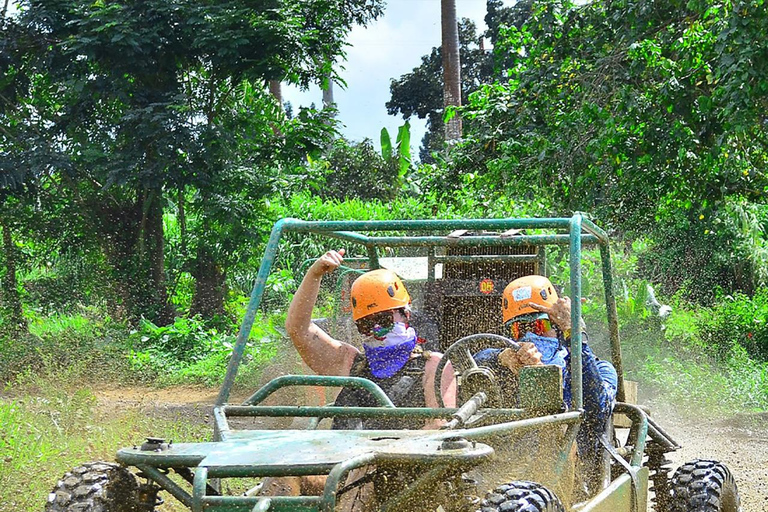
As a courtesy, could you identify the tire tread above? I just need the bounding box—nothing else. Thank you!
[670,459,740,512]
[45,461,140,512]
[479,480,564,512]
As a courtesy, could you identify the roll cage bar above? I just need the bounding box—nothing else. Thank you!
[216,214,625,409]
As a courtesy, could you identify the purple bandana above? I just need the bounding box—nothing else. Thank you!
[363,337,417,379]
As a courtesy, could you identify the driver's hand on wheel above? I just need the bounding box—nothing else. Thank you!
[498,342,542,373]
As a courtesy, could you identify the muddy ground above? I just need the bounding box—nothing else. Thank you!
[644,398,768,512]
[97,386,767,511]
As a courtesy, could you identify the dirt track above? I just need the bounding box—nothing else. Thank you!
[98,387,768,511]
[643,399,768,512]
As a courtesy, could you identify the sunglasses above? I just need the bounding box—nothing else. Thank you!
[356,311,396,336]
[510,318,552,339]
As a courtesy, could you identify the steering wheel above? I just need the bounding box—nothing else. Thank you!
[434,333,521,408]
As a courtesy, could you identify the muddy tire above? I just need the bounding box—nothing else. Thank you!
[45,461,142,512]
[669,459,740,512]
[479,480,565,512]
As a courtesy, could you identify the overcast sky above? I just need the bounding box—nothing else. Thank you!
[283,0,491,150]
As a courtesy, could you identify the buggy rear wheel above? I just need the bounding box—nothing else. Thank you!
[45,461,144,512]
[480,480,564,512]
[669,459,740,512]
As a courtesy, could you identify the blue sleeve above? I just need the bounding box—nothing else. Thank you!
[566,341,618,464]
[473,348,504,368]
[581,344,617,419]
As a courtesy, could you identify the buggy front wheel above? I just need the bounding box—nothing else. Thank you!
[669,459,740,512]
[45,461,147,512]
[480,480,565,512]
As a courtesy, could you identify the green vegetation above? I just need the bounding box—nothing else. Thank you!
[0,382,209,512]
[1,0,767,507]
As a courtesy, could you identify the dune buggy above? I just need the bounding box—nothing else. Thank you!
[46,215,740,512]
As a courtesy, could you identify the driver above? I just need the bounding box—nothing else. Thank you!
[475,275,618,493]
[284,248,456,426]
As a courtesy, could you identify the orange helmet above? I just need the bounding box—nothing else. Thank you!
[350,269,411,321]
[502,275,559,324]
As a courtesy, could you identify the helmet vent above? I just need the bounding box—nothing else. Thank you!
[540,289,548,300]
[387,285,396,297]
[352,297,357,307]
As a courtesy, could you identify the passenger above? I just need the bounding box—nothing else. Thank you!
[260,249,456,501]
[284,248,456,428]
[475,275,618,493]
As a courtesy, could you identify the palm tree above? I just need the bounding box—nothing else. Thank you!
[441,0,462,141]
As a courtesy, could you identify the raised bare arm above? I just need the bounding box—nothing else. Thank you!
[285,249,359,376]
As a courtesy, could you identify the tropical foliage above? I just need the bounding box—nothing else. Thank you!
[1,0,767,412]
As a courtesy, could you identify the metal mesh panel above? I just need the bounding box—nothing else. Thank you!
[442,244,538,280]
[438,243,539,350]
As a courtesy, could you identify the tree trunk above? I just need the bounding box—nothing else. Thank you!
[268,80,283,105]
[190,244,226,319]
[441,0,462,142]
[322,73,335,109]
[94,191,174,325]
[0,216,27,334]
[144,192,175,325]
[178,188,187,255]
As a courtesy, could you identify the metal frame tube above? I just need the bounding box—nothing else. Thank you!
[242,375,395,407]
[457,410,582,440]
[613,403,649,467]
[309,234,599,248]
[601,244,626,402]
[569,214,584,410]
[218,220,285,405]
[136,464,194,509]
[320,453,377,512]
[192,466,208,512]
[218,215,620,440]
[222,405,523,421]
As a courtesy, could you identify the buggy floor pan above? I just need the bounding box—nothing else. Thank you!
[117,429,493,475]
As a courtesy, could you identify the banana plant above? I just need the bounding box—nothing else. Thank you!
[380,121,413,181]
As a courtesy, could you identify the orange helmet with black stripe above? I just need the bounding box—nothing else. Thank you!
[350,269,411,321]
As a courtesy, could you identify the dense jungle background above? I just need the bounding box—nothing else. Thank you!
[1,0,767,510]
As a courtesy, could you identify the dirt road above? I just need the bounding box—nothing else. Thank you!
[98,387,768,511]
[644,399,768,512]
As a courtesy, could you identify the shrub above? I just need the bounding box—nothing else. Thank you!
[638,198,768,303]
[128,312,284,386]
[693,290,768,361]
[316,138,400,201]
[128,316,236,376]
[0,310,131,383]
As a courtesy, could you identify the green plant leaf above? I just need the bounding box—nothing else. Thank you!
[380,127,393,161]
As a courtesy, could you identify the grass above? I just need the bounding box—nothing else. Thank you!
[0,379,210,512]
[0,308,286,511]
[2,286,766,512]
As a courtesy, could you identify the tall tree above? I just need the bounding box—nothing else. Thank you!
[387,19,492,161]
[0,14,41,335]
[452,0,768,297]
[12,0,383,323]
[441,0,462,141]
